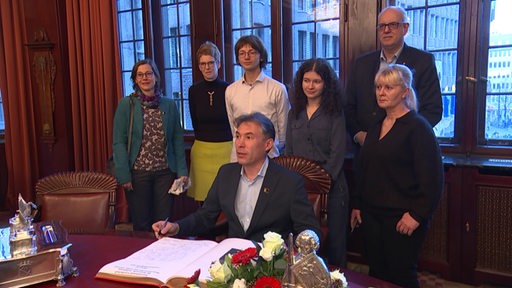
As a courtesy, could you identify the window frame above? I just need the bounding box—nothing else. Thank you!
[393,0,512,157]
[116,0,193,130]
[116,0,512,156]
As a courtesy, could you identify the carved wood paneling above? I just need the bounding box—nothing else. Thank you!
[26,29,56,151]
[420,183,449,262]
[476,185,512,275]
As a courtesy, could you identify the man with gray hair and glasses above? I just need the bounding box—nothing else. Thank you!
[345,6,442,147]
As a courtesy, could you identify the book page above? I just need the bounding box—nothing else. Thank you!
[96,237,258,285]
[96,237,219,284]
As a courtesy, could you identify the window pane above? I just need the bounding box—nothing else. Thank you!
[317,19,339,59]
[160,0,191,128]
[434,51,458,95]
[180,34,192,67]
[292,0,315,22]
[404,9,425,48]
[315,0,340,21]
[182,99,192,130]
[483,0,512,144]
[429,0,459,4]
[232,0,271,29]
[397,1,460,140]
[426,6,459,51]
[292,22,315,61]
[485,95,512,141]
[161,5,178,37]
[434,94,456,139]
[121,72,133,94]
[117,0,141,10]
[487,48,512,94]
[179,3,191,33]
[118,12,135,41]
[117,0,145,96]
[166,69,182,101]
[291,0,340,65]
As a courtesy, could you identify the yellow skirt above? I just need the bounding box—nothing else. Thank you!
[187,140,232,201]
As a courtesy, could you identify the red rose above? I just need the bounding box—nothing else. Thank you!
[184,269,200,286]
[254,276,282,288]
[231,247,257,265]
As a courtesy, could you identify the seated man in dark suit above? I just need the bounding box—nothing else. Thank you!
[152,112,321,242]
[345,5,443,146]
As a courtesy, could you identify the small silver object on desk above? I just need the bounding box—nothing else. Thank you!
[0,194,78,287]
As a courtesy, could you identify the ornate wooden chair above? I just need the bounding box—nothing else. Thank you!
[35,171,118,234]
[272,155,331,226]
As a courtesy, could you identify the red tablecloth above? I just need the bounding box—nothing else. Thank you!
[31,233,399,288]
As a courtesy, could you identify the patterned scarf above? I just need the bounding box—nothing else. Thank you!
[136,89,162,108]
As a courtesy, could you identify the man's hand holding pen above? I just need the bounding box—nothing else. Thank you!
[152,218,179,239]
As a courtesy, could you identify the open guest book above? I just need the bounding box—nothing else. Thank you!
[95,237,256,287]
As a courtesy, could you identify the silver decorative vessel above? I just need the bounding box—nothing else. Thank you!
[0,195,78,287]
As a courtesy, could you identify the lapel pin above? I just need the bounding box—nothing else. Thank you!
[263,187,270,193]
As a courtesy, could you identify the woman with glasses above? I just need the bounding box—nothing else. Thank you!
[187,41,232,203]
[286,58,349,267]
[113,59,188,231]
[350,64,443,288]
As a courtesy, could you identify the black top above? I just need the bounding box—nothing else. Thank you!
[353,111,444,223]
[188,78,232,142]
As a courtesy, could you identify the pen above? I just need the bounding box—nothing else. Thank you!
[159,217,169,236]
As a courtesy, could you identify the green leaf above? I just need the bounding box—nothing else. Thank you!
[274,258,287,270]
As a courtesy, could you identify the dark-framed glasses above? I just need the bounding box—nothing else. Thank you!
[238,50,259,58]
[199,61,216,68]
[376,22,404,31]
[136,71,154,79]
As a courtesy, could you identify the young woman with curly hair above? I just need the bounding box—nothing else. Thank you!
[286,58,349,267]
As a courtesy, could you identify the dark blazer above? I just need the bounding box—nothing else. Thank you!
[345,44,443,137]
[176,158,322,242]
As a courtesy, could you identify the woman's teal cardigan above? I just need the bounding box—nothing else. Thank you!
[112,95,188,184]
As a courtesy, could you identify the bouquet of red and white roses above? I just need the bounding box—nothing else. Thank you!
[184,231,348,288]
[205,231,286,288]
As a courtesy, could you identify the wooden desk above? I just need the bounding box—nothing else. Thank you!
[31,233,399,288]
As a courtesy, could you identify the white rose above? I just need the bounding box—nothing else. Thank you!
[233,278,247,288]
[262,231,284,253]
[259,247,274,261]
[208,259,232,283]
[330,269,348,288]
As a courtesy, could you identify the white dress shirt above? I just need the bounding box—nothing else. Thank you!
[225,71,290,162]
[235,158,269,231]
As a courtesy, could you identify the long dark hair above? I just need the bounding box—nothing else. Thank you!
[290,58,343,118]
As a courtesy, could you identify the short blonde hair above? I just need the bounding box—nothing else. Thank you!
[375,64,417,111]
[196,41,221,62]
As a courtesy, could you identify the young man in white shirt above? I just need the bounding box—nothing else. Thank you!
[225,35,290,162]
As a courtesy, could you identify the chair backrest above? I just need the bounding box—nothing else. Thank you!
[35,171,117,234]
[272,155,331,224]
